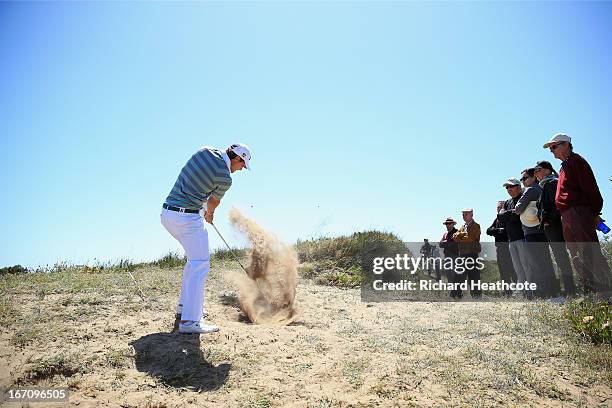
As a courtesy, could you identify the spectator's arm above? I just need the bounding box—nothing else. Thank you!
[453,229,467,242]
[576,160,604,216]
[486,219,497,237]
[497,209,509,222]
[514,187,538,214]
[439,234,448,248]
[514,190,529,214]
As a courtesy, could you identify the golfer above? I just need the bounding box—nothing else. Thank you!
[161,143,251,334]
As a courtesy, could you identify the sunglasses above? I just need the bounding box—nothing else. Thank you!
[505,185,519,189]
[533,167,543,173]
[520,176,530,181]
[549,142,565,151]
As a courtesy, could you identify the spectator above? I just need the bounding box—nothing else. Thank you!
[534,160,577,297]
[544,133,612,297]
[514,168,561,298]
[430,245,442,281]
[452,209,482,299]
[498,178,530,296]
[439,217,459,282]
[420,239,434,276]
[486,200,517,296]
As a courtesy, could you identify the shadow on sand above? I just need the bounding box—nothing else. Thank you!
[130,323,231,392]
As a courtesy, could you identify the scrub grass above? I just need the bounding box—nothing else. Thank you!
[565,298,611,345]
[1,235,611,406]
[295,231,410,287]
[1,264,610,406]
[20,353,83,383]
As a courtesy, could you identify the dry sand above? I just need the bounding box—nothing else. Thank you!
[1,262,611,407]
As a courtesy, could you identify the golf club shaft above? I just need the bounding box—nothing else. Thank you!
[210,222,249,275]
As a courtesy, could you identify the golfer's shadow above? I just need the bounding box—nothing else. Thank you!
[130,328,231,392]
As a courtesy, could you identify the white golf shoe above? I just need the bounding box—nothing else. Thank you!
[178,320,219,334]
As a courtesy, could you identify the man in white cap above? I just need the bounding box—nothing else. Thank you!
[544,133,611,297]
[486,200,517,297]
[161,143,252,333]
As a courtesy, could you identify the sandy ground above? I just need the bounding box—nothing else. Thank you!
[1,264,611,407]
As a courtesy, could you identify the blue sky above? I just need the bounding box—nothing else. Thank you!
[1,1,611,268]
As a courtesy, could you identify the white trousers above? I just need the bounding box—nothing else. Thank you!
[160,208,210,322]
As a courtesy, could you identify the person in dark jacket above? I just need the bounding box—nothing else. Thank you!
[534,160,576,296]
[514,168,561,298]
[439,217,459,283]
[487,200,517,296]
[420,239,434,276]
[544,133,612,297]
[497,177,531,296]
[431,245,442,281]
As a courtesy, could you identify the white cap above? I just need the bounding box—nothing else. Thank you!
[503,177,521,187]
[543,133,571,148]
[229,143,252,170]
[462,208,473,213]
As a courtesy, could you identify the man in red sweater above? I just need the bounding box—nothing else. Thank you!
[544,133,611,298]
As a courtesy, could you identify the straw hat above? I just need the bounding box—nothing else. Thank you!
[443,217,457,226]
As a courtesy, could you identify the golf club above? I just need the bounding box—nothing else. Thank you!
[210,221,249,275]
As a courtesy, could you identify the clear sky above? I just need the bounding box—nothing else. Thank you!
[1,1,611,268]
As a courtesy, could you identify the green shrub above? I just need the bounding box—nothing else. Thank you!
[148,249,247,268]
[246,395,271,408]
[297,263,316,279]
[316,267,364,288]
[565,298,611,345]
[105,347,134,369]
[114,258,141,271]
[295,231,411,287]
[11,326,43,347]
[21,353,81,382]
[0,297,18,327]
[0,265,29,275]
[212,247,247,262]
[602,236,612,270]
[152,252,186,268]
[562,237,612,344]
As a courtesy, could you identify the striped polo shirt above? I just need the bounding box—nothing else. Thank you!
[165,147,232,210]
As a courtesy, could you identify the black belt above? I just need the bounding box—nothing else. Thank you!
[163,203,200,214]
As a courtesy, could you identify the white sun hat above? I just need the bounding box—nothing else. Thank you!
[503,177,521,187]
[229,143,252,170]
[543,133,571,149]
